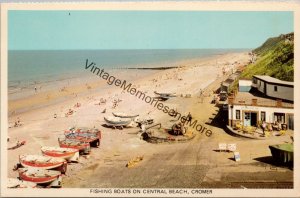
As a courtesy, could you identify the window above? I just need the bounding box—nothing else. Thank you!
[274,86,278,92]
[236,110,240,120]
[274,113,285,123]
[261,111,266,121]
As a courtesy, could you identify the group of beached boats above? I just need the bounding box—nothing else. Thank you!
[9,127,101,188]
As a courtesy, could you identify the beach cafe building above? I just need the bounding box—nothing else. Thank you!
[228,75,294,130]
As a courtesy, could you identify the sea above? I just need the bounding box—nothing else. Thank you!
[8,49,247,97]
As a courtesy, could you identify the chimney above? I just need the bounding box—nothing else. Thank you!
[252,98,257,106]
[276,99,282,107]
[228,96,234,104]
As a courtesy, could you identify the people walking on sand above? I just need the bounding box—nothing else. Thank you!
[34,86,37,93]
[262,121,267,135]
[14,117,21,127]
[187,112,192,123]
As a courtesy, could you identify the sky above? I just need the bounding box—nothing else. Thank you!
[8,11,293,50]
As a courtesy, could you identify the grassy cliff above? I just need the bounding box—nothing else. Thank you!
[240,32,294,82]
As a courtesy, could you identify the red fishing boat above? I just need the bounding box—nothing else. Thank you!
[18,168,62,187]
[64,127,101,147]
[41,146,79,162]
[58,137,91,154]
[19,154,67,173]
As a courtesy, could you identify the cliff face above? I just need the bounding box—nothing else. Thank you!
[241,32,294,82]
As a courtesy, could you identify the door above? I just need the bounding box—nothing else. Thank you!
[244,112,251,126]
[287,114,294,130]
[250,112,257,126]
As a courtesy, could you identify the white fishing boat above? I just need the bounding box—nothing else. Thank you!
[112,112,139,118]
[104,116,131,125]
[7,178,37,188]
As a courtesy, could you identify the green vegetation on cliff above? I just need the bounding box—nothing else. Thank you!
[241,32,294,82]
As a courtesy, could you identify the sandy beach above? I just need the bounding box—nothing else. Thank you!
[6,51,293,188]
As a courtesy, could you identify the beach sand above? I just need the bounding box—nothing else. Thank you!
[6,52,293,188]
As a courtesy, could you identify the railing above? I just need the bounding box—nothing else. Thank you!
[229,98,293,108]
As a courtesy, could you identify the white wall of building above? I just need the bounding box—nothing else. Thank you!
[228,104,294,123]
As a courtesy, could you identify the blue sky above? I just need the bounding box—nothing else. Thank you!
[8,11,293,50]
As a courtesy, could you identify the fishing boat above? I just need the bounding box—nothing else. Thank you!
[19,154,67,173]
[41,146,79,162]
[65,127,101,139]
[58,137,91,154]
[65,132,100,147]
[154,91,176,98]
[269,143,293,164]
[18,168,62,187]
[64,127,101,147]
[104,116,131,125]
[112,112,139,118]
[7,178,37,188]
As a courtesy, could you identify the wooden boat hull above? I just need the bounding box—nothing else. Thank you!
[41,147,79,162]
[65,133,100,147]
[19,155,67,173]
[18,168,62,187]
[58,138,91,154]
[65,127,102,139]
[104,116,131,125]
[112,112,139,118]
[154,91,176,97]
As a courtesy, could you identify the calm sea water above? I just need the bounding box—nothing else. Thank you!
[8,49,246,90]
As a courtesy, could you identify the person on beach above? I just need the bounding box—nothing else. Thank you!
[34,86,37,93]
[14,117,21,127]
[187,112,192,123]
[262,121,267,135]
[199,89,203,97]
[141,124,146,133]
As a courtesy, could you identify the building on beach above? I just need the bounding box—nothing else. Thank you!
[228,75,294,130]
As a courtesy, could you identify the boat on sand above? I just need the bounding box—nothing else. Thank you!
[154,91,176,100]
[65,127,101,139]
[104,116,131,125]
[58,138,91,154]
[154,91,176,98]
[19,154,67,173]
[112,112,139,118]
[18,168,62,187]
[64,127,101,147]
[41,146,79,162]
[7,178,37,188]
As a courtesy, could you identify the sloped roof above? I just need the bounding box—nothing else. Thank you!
[253,75,293,86]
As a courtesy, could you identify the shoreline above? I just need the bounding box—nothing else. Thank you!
[8,51,249,117]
